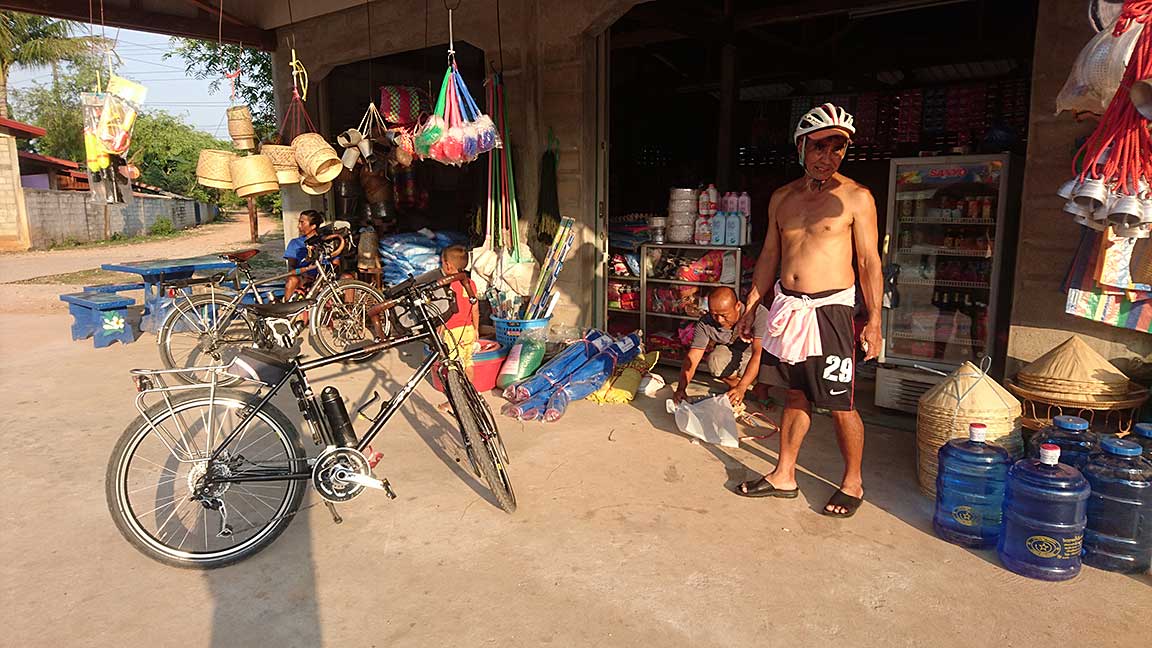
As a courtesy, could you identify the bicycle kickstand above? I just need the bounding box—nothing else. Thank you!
[324,501,343,525]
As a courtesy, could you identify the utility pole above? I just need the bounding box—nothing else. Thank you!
[247,197,258,243]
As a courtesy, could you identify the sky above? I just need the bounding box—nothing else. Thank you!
[8,25,233,140]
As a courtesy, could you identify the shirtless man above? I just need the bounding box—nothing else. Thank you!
[734,103,883,519]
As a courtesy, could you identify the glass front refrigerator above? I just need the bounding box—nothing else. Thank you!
[879,154,1014,380]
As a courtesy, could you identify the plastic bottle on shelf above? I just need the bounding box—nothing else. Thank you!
[711,212,727,245]
[933,423,1013,548]
[694,215,712,246]
[697,189,710,217]
[738,191,751,217]
[706,184,719,214]
[1081,438,1152,574]
[725,209,742,246]
[997,444,1090,581]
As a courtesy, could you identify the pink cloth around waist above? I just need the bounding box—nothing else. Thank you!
[762,282,856,364]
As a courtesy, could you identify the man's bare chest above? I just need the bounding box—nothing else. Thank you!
[777,193,853,235]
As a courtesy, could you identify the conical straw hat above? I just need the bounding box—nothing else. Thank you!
[1018,335,1129,389]
[919,361,1021,415]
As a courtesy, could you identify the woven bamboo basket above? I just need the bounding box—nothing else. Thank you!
[291,133,341,183]
[226,105,256,150]
[916,361,1022,496]
[260,144,300,184]
[195,149,236,189]
[300,176,331,196]
[1133,239,1152,285]
[229,154,279,197]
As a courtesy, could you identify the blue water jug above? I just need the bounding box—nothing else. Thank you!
[934,423,1013,548]
[1082,438,1152,574]
[1029,415,1099,470]
[997,444,1090,581]
[1129,422,1152,461]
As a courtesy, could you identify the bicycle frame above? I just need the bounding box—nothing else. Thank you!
[137,289,469,488]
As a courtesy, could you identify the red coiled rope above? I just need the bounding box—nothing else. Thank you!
[1075,0,1152,195]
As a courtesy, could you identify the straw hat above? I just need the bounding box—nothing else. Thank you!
[916,361,1022,496]
[1015,335,1132,402]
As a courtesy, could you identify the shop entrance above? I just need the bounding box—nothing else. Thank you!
[604,0,1039,413]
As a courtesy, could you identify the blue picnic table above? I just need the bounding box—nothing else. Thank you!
[101,255,236,332]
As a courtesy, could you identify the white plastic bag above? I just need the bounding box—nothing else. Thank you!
[639,373,666,397]
[665,395,740,448]
[1056,19,1144,115]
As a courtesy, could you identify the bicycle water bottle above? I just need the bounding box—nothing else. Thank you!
[1082,438,1152,573]
[1129,422,1152,461]
[1029,415,1099,471]
[933,423,1013,548]
[997,444,1090,581]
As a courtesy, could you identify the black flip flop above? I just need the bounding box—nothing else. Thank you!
[734,477,799,499]
[821,489,864,518]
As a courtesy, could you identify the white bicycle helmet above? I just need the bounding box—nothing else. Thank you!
[794,103,856,165]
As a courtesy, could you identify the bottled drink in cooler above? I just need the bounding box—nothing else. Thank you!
[997,444,1090,581]
[933,423,1013,548]
[1029,415,1099,470]
[1082,438,1152,573]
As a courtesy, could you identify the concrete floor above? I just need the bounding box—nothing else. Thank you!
[0,223,1147,646]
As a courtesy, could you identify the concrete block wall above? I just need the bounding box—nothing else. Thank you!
[0,134,31,250]
[23,189,216,249]
[1006,0,1151,374]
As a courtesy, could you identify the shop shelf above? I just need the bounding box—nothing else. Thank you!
[898,218,996,226]
[645,311,699,321]
[608,275,640,281]
[890,330,985,346]
[898,279,991,289]
[645,243,742,251]
[897,247,994,257]
[647,277,736,287]
[607,307,640,314]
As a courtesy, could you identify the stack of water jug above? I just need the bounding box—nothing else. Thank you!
[933,417,1152,580]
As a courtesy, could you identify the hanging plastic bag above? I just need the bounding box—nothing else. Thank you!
[665,395,740,448]
[415,72,451,157]
[96,76,147,155]
[1056,19,1144,115]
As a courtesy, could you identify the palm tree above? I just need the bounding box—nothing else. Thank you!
[0,11,101,118]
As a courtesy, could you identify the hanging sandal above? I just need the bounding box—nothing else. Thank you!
[734,476,799,499]
[821,490,864,518]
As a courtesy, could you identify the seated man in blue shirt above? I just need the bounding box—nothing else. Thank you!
[284,210,323,298]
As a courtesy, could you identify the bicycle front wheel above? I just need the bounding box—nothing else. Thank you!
[105,390,306,569]
[158,293,253,385]
[309,279,386,361]
[444,368,516,513]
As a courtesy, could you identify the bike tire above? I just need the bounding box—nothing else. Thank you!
[309,279,387,363]
[157,292,253,385]
[444,369,516,513]
[105,389,306,569]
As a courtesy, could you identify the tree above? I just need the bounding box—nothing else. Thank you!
[0,11,103,118]
[167,40,276,139]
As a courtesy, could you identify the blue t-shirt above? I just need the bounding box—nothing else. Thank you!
[284,236,316,277]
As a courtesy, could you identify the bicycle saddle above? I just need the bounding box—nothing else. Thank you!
[220,249,261,263]
[248,299,315,318]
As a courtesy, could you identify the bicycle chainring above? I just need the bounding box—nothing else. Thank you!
[312,447,371,503]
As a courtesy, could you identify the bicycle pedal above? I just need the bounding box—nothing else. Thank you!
[382,479,397,500]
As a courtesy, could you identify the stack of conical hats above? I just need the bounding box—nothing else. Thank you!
[1013,336,1133,404]
[916,361,1023,496]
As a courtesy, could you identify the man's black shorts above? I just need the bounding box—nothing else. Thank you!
[759,286,857,411]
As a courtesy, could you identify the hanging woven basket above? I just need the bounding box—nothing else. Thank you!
[226,105,257,151]
[916,361,1023,496]
[300,175,332,196]
[196,149,237,189]
[291,133,341,183]
[229,154,279,197]
[260,143,301,185]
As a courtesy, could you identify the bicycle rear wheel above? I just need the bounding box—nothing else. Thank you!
[309,279,386,362]
[444,368,516,512]
[158,293,253,385]
[105,390,306,569]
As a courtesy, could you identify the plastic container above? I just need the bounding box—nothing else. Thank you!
[710,213,727,245]
[933,423,1014,548]
[1129,422,1152,460]
[1082,437,1152,573]
[725,210,742,246]
[997,444,1090,581]
[491,317,551,348]
[1029,415,1099,470]
[694,216,712,245]
[430,339,507,392]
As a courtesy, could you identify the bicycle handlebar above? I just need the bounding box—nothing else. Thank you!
[365,271,468,338]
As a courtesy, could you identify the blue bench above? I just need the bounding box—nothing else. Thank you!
[59,291,136,348]
[82,282,146,294]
